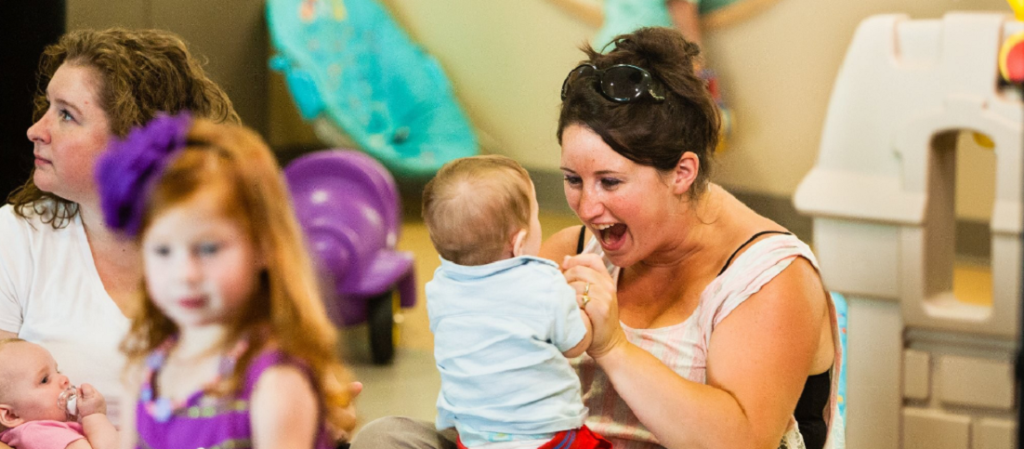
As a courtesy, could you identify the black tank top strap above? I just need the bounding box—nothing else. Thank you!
[717,230,792,276]
[795,370,831,449]
[576,225,587,255]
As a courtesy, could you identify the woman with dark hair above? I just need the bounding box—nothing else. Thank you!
[545,27,841,449]
[352,27,840,449]
[0,28,239,425]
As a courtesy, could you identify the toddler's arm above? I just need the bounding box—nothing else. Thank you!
[66,384,118,449]
[667,0,703,48]
[250,365,320,449]
[562,309,593,358]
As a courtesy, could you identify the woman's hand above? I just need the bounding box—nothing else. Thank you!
[76,383,107,418]
[561,253,628,359]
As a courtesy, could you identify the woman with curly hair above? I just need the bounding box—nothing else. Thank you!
[0,28,239,426]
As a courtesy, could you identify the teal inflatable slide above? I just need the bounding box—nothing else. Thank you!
[267,0,479,179]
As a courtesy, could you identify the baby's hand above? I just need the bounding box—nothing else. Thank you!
[76,383,107,418]
[330,381,362,442]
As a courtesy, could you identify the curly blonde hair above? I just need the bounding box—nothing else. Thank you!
[8,28,240,228]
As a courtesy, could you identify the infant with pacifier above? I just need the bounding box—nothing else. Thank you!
[0,339,117,449]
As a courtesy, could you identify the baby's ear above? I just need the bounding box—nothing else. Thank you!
[0,404,23,428]
[510,229,528,257]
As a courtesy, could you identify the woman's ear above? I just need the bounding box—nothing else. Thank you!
[0,405,23,429]
[671,151,701,196]
[511,229,528,257]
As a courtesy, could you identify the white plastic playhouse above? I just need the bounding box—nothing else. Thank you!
[795,12,1023,449]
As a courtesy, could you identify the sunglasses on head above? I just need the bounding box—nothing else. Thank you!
[561,63,666,103]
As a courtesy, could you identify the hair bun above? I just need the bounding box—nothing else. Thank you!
[96,112,193,236]
[610,27,701,72]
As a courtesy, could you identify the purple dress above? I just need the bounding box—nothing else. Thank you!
[134,338,333,449]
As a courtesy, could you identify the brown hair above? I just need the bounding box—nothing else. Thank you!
[119,120,352,433]
[422,155,534,266]
[557,27,719,199]
[8,28,240,228]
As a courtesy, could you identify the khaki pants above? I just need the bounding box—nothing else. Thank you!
[350,417,458,449]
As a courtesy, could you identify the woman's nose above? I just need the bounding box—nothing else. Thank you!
[577,188,603,220]
[27,114,50,145]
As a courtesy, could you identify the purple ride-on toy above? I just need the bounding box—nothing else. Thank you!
[284,150,416,364]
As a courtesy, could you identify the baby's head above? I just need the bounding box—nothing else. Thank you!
[422,155,541,266]
[0,339,72,428]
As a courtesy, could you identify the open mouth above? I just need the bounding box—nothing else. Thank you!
[593,223,628,250]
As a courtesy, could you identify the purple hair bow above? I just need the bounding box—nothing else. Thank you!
[96,112,193,236]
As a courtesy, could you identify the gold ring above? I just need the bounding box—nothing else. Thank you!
[584,282,591,295]
[581,294,591,308]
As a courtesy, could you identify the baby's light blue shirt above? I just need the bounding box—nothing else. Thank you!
[427,255,589,445]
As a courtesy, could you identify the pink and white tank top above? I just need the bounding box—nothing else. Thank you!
[573,233,842,449]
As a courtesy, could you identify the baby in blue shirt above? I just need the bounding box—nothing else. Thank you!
[422,155,609,449]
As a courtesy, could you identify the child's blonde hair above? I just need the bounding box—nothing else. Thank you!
[119,119,352,431]
[422,155,534,266]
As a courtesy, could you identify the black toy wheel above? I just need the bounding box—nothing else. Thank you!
[367,291,396,365]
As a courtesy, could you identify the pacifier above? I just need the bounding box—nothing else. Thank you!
[57,385,78,420]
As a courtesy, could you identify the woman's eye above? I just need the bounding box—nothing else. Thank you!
[58,109,74,122]
[600,178,622,188]
[152,245,171,257]
[563,174,582,186]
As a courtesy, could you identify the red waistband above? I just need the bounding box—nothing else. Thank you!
[456,425,611,449]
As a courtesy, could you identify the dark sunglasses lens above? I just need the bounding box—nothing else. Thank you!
[562,65,596,99]
[602,66,646,101]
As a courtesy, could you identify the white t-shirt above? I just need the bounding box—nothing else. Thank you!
[0,204,130,425]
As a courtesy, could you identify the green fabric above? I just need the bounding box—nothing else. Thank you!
[594,0,756,49]
[699,0,745,15]
[594,0,675,50]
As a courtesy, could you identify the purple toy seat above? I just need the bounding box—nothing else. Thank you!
[285,150,416,329]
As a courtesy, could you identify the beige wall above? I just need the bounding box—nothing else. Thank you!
[370,0,1008,221]
[67,0,268,136]
[68,0,1007,221]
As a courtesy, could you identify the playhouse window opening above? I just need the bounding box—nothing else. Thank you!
[951,131,994,308]
[925,131,994,311]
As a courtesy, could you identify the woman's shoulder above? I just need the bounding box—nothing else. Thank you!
[712,187,802,254]
[715,229,814,282]
[0,204,32,234]
[0,202,76,237]
[0,203,84,266]
[539,225,586,261]
[0,205,42,260]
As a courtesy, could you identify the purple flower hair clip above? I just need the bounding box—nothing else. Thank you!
[96,112,193,236]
